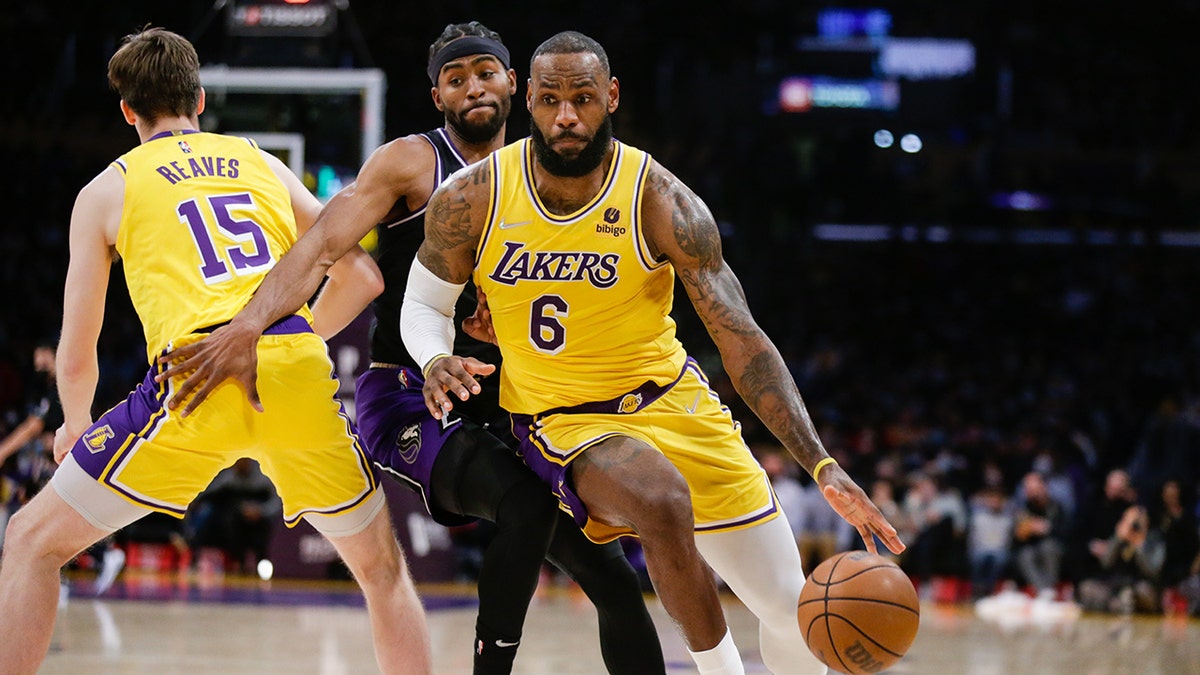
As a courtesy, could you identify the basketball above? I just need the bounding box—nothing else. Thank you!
[797,551,920,674]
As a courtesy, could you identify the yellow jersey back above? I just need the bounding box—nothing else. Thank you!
[112,130,311,361]
[475,139,688,415]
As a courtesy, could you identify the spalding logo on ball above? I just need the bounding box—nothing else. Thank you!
[797,551,920,674]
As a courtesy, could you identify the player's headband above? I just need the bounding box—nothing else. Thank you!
[427,36,511,85]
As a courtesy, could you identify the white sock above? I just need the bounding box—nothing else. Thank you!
[688,628,744,675]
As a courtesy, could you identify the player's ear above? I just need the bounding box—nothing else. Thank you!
[526,79,533,112]
[119,100,137,126]
[431,87,445,112]
[507,68,517,95]
[196,87,206,116]
[608,77,619,114]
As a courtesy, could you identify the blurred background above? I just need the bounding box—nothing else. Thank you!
[1,0,1198,612]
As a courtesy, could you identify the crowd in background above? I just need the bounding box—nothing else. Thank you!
[2,1,1198,614]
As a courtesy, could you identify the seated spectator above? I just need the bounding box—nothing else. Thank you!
[1013,471,1069,597]
[968,486,1015,598]
[1083,469,1138,577]
[900,472,968,591]
[189,458,282,574]
[1078,505,1165,614]
[1154,480,1199,599]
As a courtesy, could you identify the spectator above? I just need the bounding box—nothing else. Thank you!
[1078,505,1164,614]
[967,486,1015,598]
[1082,469,1138,580]
[901,472,968,590]
[756,445,805,547]
[1013,471,1069,597]
[1154,480,1199,593]
[189,459,282,574]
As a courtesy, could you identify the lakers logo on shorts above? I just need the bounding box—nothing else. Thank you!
[617,393,642,414]
[83,425,116,453]
[396,423,421,464]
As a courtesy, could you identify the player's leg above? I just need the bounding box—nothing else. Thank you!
[430,430,558,673]
[311,497,432,675]
[0,454,150,673]
[545,512,666,674]
[571,435,738,669]
[695,513,828,675]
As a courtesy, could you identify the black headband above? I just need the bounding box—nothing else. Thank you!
[427,36,511,85]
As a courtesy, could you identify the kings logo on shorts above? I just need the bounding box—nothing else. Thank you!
[395,423,421,464]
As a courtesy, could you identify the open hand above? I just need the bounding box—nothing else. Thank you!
[421,355,496,419]
[462,287,497,345]
[819,464,906,555]
[155,322,262,417]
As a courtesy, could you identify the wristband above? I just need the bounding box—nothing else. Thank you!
[422,353,451,377]
[812,457,838,482]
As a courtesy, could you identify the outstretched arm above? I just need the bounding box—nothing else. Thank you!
[641,161,904,555]
[405,160,496,418]
[157,138,429,414]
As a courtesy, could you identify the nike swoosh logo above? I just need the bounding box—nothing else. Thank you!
[685,392,702,414]
[440,413,461,430]
[495,639,520,648]
[498,219,532,230]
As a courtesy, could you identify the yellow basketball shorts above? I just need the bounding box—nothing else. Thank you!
[58,316,379,533]
[512,356,778,543]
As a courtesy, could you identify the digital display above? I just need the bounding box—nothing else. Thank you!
[817,8,892,39]
[777,76,900,113]
[226,0,337,37]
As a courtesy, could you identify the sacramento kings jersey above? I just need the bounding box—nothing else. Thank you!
[369,128,501,370]
[111,129,311,362]
[475,139,688,415]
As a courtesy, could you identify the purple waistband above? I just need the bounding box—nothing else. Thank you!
[195,314,312,336]
[518,357,693,420]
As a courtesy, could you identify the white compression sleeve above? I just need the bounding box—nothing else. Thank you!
[400,257,466,372]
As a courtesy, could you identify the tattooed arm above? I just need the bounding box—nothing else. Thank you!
[641,161,904,554]
[415,159,493,283]
[413,159,497,416]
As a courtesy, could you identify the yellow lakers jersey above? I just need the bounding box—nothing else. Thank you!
[112,130,311,361]
[475,139,688,414]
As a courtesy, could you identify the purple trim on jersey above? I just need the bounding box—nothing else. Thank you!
[194,314,312,336]
[510,419,610,530]
[70,359,181,514]
[147,128,201,142]
[263,314,312,335]
[694,486,779,533]
[631,152,667,271]
[433,127,468,167]
[520,139,624,224]
[353,366,472,526]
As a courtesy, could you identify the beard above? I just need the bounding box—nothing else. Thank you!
[530,114,612,178]
[447,97,510,144]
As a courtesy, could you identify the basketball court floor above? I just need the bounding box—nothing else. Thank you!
[34,569,1200,674]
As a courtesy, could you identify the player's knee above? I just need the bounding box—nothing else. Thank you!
[626,478,693,539]
[331,517,406,590]
[4,507,59,563]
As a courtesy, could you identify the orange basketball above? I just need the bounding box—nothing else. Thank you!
[797,551,920,674]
